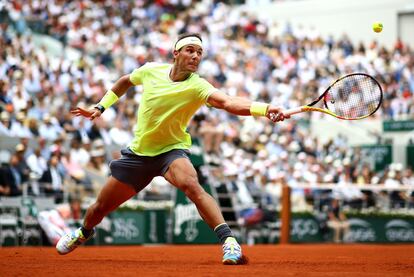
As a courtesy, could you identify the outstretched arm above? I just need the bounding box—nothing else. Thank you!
[71,74,134,120]
[206,90,288,122]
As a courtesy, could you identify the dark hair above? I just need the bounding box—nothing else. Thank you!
[174,33,202,50]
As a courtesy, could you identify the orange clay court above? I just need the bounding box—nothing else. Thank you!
[1,244,414,276]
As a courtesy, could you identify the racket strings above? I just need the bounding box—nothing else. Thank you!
[325,74,382,119]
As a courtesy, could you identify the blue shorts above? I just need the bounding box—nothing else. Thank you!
[109,148,190,193]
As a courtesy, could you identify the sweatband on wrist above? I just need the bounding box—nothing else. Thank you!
[250,102,269,116]
[98,90,119,109]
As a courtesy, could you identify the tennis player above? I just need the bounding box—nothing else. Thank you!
[56,33,288,265]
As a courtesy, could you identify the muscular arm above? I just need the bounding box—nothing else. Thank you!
[206,90,287,122]
[71,74,135,120]
[207,90,254,116]
[110,74,134,98]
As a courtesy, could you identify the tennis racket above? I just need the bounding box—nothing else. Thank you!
[283,73,383,120]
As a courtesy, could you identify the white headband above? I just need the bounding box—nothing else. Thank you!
[175,36,203,51]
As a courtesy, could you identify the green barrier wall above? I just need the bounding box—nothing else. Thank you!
[3,202,414,246]
[407,145,414,169]
[90,212,414,245]
[346,216,414,242]
[110,211,145,244]
[253,213,414,244]
[359,145,392,171]
[94,209,169,245]
[144,209,168,244]
[172,184,218,244]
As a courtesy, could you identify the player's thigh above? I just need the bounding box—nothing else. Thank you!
[164,158,201,191]
[94,176,137,212]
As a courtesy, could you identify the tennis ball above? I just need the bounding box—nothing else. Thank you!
[373,22,383,33]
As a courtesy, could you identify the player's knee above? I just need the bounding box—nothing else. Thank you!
[181,178,203,200]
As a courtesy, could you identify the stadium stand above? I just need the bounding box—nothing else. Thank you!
[0,0,413,246]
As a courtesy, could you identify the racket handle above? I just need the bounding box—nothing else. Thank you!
[284,107,304,116]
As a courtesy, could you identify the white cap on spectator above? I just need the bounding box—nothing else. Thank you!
[242,159,253,167]
[50,144,60,153]
[240,134,251,143]
[280,151,288,160]
[298,152,306,161]
[268,168,279,180]
[278,135,287,144]
[91,149,105,157]
[264,160,272,167]
[223,148,234,158]
[245,170,254,177]
[371,176,380,184]
[257,149,268,159]
[0,112,10,121]
[92,139,105,148]
[15,144,25,152]
[16,112,25,121]
[333,159,342,168]
[13,70,23,79]
[43,113,51,122]
[293,170,302,179]
[395,163,403,171]
[294,162,303,171]
[343,157,351,166]
[288,141,300,152]
[0,150,11,164]
[235,149,244,157]
[224,164,238,176]
[269,154,278,163]
[232,155,243,165]
[311,164,320,172]
[323,174,333,182]
[252,160,264,171]
[259,134,268,143]
[324,155,333,164]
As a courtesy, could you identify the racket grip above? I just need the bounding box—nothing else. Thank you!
[284,107,304,116]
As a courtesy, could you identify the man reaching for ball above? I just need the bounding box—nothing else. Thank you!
[56,33,288,265]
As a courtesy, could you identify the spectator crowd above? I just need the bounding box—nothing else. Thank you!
[0,0,413,210]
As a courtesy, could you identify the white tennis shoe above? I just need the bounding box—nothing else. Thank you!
[222,237,243,265]
[56,227,95,255]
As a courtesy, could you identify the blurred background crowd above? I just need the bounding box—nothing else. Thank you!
[0,0,413,213]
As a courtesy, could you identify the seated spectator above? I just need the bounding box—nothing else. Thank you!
[10,111,32,138]
[69,138,90,167]
[0,151,11,196]
[0,79,13,114]
[24,111,39,135]
[108,119,133,146]
[38,113,64,141]
[26,147,48,180]
[199,115,224,157]
[39,153,65,203]
[0,111,12,136]
[0,153,24,196]
[385,169,408,208]
[143,176,173,201]
[327,198,350,243]
[14,143,30,184]
[37,198,82,246]
[335,170,364,210]
[223,165,263,226]
[61,150,93,197]
[85,147,109,195]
